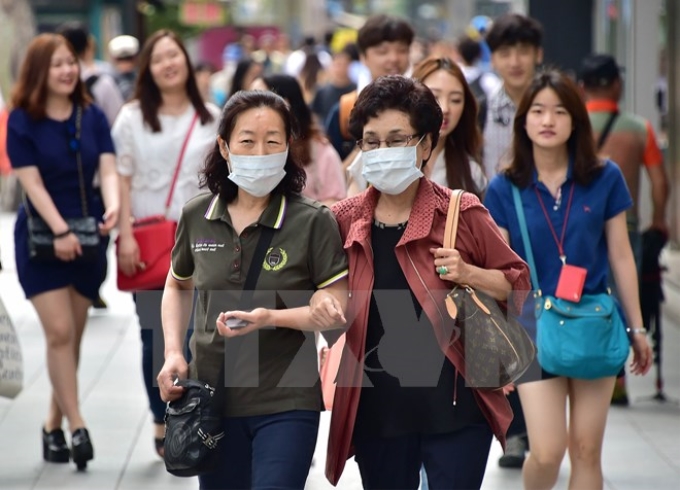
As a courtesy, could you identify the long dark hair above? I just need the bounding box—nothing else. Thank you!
[228,58,260,99]
[132,29,213,132]
[505,68,603,187]
[11,34,91,119]
[258,74,319,167]
[200,90,306,202]
[412,57,483,195]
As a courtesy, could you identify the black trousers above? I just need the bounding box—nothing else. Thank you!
[354,424,493,490]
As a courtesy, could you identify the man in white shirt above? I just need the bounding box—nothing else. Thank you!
[481,13,544,470]
[482,14,543,179]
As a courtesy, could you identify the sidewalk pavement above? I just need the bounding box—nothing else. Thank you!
[1,210,678,490]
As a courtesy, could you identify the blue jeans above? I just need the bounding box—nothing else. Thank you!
[354,424,493,490]
[135,290,194,423]
[199,410,320,490]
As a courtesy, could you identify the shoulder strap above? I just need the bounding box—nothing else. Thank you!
[214,225,275,390]
[240,227,275,310]
[165,112,199,216]
[339,91,358,141]
[596,111,619,150]
[84,75,99,99]
[444,189,465,249]
[511,184,540,291]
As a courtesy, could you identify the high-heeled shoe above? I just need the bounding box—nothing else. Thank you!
[42,427,70,463]
[71,428,94,471]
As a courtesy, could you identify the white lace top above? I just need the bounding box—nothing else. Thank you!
[113,101,220,221]
[428,151,488,193]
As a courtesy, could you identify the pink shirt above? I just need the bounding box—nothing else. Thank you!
[301,138,347,203]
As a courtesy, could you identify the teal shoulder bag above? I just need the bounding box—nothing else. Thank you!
[511,184,630,379]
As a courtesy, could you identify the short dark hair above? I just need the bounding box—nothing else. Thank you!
[505,68,602,187]
[579,53,621,89]
[133,29,214,132]
[485,14,543,52]
[200,90,306,202]
[341,43,360,62]
[457,35,482,65]
[56,21,90,57]
[349,75,442,163]
[357,14,414,55]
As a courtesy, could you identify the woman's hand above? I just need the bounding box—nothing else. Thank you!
[117,234,141,277]
[54,232,82,261]
[216,308,272,338]
[157,351,189,402]
[430,247,470,284]
[310,290,346,329]
[629,333,653,375]
[99,206,119,236]
[501,383,516,396]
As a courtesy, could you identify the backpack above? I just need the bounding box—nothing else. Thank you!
[339,90,358,141]
[468,74,487,132]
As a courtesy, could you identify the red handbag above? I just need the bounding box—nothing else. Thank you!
[116,113,199,291]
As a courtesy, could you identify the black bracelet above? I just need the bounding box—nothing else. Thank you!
[53,229,72,239]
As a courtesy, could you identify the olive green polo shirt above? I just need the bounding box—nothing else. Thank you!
[171,191,348,417]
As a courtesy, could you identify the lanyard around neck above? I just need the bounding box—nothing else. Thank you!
[534,181,575,264]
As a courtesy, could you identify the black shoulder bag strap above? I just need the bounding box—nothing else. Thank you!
[596,111,619,151]
[215,225,275,394]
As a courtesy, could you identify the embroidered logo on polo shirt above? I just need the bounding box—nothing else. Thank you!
[192,238,225,253]
[263,247,288,271]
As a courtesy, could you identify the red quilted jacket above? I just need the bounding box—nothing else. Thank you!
[326,179,530,485]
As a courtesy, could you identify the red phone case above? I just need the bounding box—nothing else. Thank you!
[555,264,587,302]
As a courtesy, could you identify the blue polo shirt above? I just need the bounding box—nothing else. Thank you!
[484,160,632,337]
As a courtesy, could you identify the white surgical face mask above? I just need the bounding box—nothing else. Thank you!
[361,136,425,195]
[226,148,288,197]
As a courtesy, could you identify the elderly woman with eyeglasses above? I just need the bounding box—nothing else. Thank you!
[325,75,530,489]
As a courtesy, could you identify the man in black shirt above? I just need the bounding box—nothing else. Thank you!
[311,46,357,124]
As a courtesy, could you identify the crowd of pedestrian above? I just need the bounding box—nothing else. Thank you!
[0,9,665,490]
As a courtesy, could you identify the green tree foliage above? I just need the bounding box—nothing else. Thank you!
[143,2,204,39]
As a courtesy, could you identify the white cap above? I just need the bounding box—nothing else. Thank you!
[108,35,139,59]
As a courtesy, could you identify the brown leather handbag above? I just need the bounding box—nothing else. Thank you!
[443,190,535,389]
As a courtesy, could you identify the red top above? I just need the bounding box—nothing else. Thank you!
[326,179,531,485]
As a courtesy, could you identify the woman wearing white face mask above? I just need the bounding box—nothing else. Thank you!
[325,76,530,489]
[157,90,349,489]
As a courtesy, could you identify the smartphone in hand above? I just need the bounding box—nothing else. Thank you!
[225,318,249,329]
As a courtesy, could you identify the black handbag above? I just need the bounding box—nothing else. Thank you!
[163,225,275,477]
[163,379,225,477]
[443,190,535,388]
[25,106,100,262]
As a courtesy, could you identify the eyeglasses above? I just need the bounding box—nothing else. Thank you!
[357,134,421,152]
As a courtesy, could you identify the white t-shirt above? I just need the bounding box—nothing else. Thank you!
[428,151,487,192]
[112,101,221,221]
